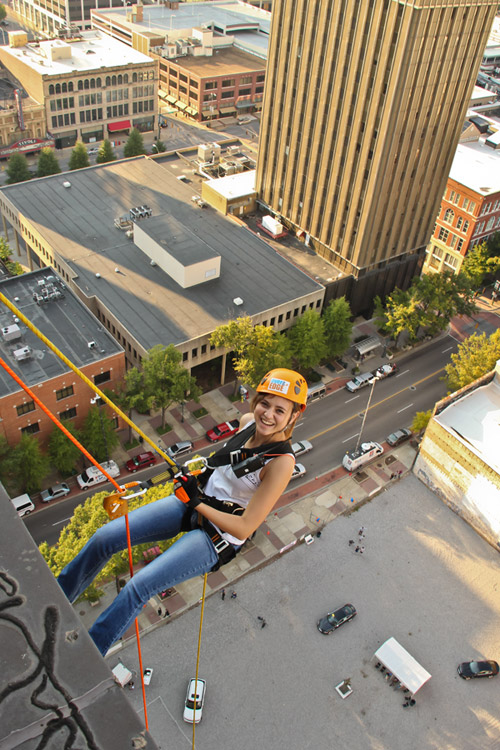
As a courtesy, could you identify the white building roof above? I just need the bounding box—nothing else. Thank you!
[436,361,500,473]
[2,31,152,75]
[205,169,256,200]
[374,638,431,695]
[448,141,500,196]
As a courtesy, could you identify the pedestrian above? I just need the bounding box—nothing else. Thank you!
[390,473,396,480]
[348,539,355,546]
[128,680,135,690]
[163,609,170,618]
[157,607,162,617]
[358,526,366,537]
[56,368,308,656]
[359,546,365,554]
[397,470,402,479]
[221,588,226,601]
[231,591,237,599]
[257,615,264,621]
[261,619,267,629]
[355,546,360,553]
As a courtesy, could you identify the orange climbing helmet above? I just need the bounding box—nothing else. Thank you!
[256,368,308,411]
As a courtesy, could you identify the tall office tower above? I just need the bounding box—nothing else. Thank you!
[257,0,498,313]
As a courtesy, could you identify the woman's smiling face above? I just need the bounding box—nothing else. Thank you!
[253,393,297,438]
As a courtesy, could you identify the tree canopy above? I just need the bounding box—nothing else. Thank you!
[10,433,50,494]
[69,141,90,170]
[6,153,31,184]
[411,410,432,434]
[0,5,7,21]
[123,128,146,158]
[461,241,500,287]
[0,237,23,275]
[48,421,83,476]
[444,329,500,392]
[96,139,117,164]
[108,368,150,443]
[322,297,353,358]
[287,309,327,372]
[142,344,200,428]
[36,147,61,177]
[81,404,119,463]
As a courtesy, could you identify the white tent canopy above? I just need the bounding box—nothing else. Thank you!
[374,637,431,694]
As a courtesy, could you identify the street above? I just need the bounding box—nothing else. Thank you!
[25,333,455,547]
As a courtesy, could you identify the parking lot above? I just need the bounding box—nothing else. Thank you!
[120,475,500,750]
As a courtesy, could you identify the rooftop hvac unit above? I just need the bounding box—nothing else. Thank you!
[233,297,244,306]
[13,346,31,361]
[88,341,96,349]
[2,324,21,342]
[63,181,71,188]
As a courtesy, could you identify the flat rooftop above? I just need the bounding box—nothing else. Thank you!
[449,140,500,196]
[0,268,122,395]
[167,47,265,76]
[436,362,500,473]
[0,157,322,349]
[205,169,256,199]
[0,30,152,75]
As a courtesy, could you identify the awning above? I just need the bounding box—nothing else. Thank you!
[166,94,177,104]
[219,106,236,115]
[175,101,187,110]
[236,100,251,108]
[158,90,168,100]
[374,638,431,695]
[185,106,198,116]
[108,120,131,132]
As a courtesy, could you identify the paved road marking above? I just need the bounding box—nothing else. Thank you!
[397,403,414,413]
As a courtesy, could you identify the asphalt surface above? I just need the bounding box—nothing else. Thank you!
[120,474,500,750]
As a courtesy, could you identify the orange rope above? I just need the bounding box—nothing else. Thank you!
[0,355,150,730]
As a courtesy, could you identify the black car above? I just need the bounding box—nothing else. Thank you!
[317,604,357,634]
[457,660,499,680]
[386,428,412,447]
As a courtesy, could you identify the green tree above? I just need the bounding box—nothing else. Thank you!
[322,297,353,358]
[36,147,61,177]
[10,433,50,494]
[0,5,7,22]
[152,139,166,153]
[6,153,31,184]
[210,316,293,389]
[108,368,150,443]
[48,422,82,476]
[288,309,327,372]
[0,434,14,487]
[142,344,200,429]
[81,404,119,463]
[69,141,90,170]
[411,410,432,434]
[96,139,117,164]
[39,482,181,600]
[444,329,500,392]
[0,237,23,275]
[123,128,146,158]
[461,241,500,287]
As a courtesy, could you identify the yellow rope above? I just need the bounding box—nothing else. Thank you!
[0,290,177,470]
[192,573,208,749]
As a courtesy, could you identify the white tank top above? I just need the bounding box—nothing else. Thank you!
[203,427,294,545]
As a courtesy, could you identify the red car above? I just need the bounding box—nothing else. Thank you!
[206,419,240,443]
[126,451,157,472]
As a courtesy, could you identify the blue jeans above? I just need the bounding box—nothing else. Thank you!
[57,495,219,656]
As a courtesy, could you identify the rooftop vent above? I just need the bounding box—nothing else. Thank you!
[233,297,244,306]
[63,181,71,188]
[88,341,96,349]
[95,273,101,278]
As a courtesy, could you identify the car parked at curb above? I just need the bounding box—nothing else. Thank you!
[457,660,499,680]
[386,428,412,447]
[166,441,193,460]
[87,146,99,155]
[291,440,313,457]
[317,604,357,634]
[291,462,306,480]
[40,483,70,503]
[206,419,240,443]
[126,451,157,472]
[183,678,206,723]
[373,363,398,380]
[345,372,374,393]
[143,668,153,686]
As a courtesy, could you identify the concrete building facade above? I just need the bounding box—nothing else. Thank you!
[0,31,157,148]
[256,0,498,314]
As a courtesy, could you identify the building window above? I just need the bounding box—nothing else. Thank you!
[278,314,283,323]
[443,208,454,223]
[238,88,251,96]
[462,197,469,210]
[192,348,198,358]
[486,217,496,231]
[286,311,291,320]
[56,385,74,400]
[457,239,464,252]
[222,78,235,87]
[201,344,207,354]
[221,91,235,99]
[462,220,469,232]
[438,227,449,242]
[94,371,111,385]
[21,423,40,435]
[59,407,77,421]
[294,308,299,316]
[16,401,35,417]
[205,82,217,90]
[469,201,476,213]
[240,76,252,85]
[270,317,275,326]
[182,352,188,362]
[444,254,458,270]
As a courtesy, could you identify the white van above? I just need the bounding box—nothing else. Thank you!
[342,441,384,471]
[11,493,35,516]
[77,460,120,490]
[306,383,326,403]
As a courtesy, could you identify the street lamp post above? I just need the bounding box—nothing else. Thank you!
[355,376,377,452]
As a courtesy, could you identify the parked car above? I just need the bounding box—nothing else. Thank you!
[183,678,206,723]
[386,428,412,447]
[166,441,193,460]
[291,462,306,480]
[291,440,313,457]
[342,441,384,472]
[317,604,357,634]
[373,363,398,379]
[143,668,153,686]
[87,146,99,155]
[206,419,240,443]
[345,372,374,393]
[126,451,157,472]
[457,660,499,680]
[40,483,70,503]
